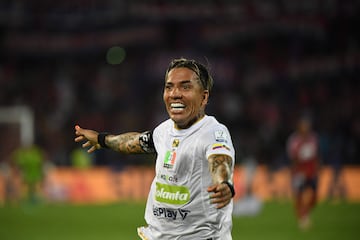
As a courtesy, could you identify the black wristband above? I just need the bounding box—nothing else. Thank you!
[98,132,109,148]
[222,181,235,198]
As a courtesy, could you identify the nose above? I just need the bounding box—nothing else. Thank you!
[169,87,182,99]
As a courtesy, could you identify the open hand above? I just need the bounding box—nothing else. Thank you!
[207,182,232,209]
[74,125,100,153]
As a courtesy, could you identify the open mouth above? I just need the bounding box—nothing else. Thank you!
[170,103,185,111]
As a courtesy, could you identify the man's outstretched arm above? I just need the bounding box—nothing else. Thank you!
[74,125,154,154]
[105,132,145,153]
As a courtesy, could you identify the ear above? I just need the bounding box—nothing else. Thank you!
[202,90,209,106]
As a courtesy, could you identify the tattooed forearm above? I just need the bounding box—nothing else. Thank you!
[208,154,233,184]
[105,132,145,154]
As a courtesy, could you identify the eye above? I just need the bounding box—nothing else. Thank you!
[182,84,191,90]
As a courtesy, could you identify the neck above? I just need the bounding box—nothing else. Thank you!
[174,114,205,130]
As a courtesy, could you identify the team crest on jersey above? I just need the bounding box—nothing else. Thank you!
[214,130,228,143]
[172,139,180,148]
[163,150,176,169]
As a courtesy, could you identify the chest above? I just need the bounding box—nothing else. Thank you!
[154,135,206,184]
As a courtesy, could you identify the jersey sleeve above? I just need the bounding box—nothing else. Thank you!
[205,126,235,161]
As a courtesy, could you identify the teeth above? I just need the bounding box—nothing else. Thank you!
[171,103,185,108]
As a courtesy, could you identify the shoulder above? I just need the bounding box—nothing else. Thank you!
[202,116,234,150]
[153,119,172,137]
[202,116,232,138]
[154,118,172,130]
[203,118,235,161]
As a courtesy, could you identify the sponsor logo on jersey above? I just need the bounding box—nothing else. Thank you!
[153,205,191,221]
[215,130,228,143]
[163,150,176,169]
[155,182,190,205]
[158,173,178,183]
[212,143,230,151]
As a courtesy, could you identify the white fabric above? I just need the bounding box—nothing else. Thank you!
[139,116,235,240]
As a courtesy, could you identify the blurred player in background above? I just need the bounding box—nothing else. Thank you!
[12,144,46,204]
[75,58,236,239]
[287,116,320,230]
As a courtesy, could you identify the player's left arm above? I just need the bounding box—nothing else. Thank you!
[207,154,234,209]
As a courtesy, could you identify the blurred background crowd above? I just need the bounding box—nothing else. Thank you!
[0,0,358,171]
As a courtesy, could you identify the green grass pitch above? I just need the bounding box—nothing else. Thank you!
[0,201,359,240]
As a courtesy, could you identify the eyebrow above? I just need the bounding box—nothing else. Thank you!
[165,80,193,85]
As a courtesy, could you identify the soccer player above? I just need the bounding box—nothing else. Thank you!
[12,144,45,204]
[287,116,320,230]
[75,58,235,239]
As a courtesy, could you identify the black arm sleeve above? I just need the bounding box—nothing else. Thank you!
[139,130,156,153]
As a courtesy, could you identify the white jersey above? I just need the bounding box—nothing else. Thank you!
[138,115,235,240]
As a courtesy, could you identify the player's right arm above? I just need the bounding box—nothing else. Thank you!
[74,125,155,154]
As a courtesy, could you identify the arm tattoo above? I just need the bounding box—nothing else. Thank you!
[208,154,233,184]
[105,132,145,154]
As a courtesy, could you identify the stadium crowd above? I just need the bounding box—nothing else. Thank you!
[0,0,358,171]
